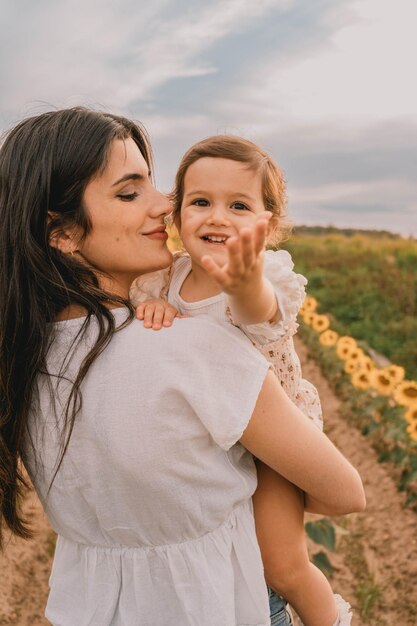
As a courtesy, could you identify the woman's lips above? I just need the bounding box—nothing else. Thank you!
[143,227,168,241]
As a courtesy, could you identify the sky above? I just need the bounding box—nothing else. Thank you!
[1,0,416,237]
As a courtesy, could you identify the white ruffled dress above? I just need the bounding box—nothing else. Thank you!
[130,250,323,430]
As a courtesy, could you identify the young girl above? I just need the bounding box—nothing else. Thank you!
[130,136,353,626]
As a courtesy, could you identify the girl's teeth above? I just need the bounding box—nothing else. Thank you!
[205,236,227,242]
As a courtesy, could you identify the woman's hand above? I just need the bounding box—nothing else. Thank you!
[136,299,180,330]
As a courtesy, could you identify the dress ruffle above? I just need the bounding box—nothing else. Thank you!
[333,594,353,626]
[45,501,270,626]
[295,593,352,626]
[129,266,171,305]
[241,250,307,345]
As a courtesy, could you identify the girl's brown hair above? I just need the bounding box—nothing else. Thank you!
[171,135,291,243]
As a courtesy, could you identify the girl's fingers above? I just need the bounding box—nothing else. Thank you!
[253,217,269,256]
[225,236,245,276]
[239,228,256,269]
[151,305,166,330]
[143,305,156,328]
[162,306,179,327]
[201,255,229,287]
[136,304,145,320]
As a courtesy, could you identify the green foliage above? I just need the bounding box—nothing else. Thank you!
[298,323,417,509]
[305,517,337,578]
[279,228,417,379]
[312,551,334,577]
[355,579,381,621]
[305,518,336,551]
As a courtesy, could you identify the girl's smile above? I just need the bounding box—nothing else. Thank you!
[179,157,269,278]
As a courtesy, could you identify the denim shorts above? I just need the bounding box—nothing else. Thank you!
[268,587,294,626]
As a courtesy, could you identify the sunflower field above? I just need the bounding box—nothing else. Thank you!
[280,227,417,380]
[279,228,417,507]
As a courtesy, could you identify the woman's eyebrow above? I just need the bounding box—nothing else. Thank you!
[112,171,151,187]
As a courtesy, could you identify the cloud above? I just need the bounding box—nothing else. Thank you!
[0,0,291,122]
[214,0,416,128]
[1,0,415,236]
[288,178,417,236]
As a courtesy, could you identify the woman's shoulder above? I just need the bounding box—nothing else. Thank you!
[54,304,89,322]
[111,312,263,372]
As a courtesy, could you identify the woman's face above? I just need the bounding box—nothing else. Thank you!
[77,137,172,297]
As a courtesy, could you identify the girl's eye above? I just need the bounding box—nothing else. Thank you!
[231,202,249,211]
[117,192,138,202]
[191,198,209,207]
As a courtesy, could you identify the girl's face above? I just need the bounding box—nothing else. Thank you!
[179,157,268,270]
[77,137,172,297]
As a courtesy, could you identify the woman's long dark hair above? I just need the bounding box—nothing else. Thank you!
[0,107,153,547]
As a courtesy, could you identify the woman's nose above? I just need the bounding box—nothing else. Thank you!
[150,188,172,218]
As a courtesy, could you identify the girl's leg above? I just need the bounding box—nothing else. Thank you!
[253,461,339,626]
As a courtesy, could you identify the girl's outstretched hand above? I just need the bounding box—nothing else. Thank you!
[136,299,181,330]
[201,212,271,295]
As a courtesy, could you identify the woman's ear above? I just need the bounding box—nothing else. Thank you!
[48,212,79,255]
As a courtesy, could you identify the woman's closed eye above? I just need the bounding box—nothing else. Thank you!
[117,191,138,202]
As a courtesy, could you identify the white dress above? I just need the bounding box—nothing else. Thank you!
[23,310,272,626]
[130,250,323,429]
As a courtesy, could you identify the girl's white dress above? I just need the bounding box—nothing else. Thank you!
[130,249,323,430]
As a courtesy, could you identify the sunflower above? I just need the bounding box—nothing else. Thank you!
[351,369,371,390]
[383,364,405,385]
[302,296,318,312]
[337,336,357,348]
[319,329,339,346]
[369,369,397,396]
[406,421,417,442]
[344,359,358,374]
[357,356,375,372]
[346,347,365,362]
[302,311,316,326]
[311,314,331,333]
[404,405,417,424]
[393,381,417,407]
[336,343,356,360]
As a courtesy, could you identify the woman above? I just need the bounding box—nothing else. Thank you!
[0,108,365,626]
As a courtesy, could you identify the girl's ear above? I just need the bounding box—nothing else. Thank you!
[48,212,80,255]
[266,214,279,243]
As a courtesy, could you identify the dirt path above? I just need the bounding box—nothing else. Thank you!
[0,338,416,625]
[296,338,417,626]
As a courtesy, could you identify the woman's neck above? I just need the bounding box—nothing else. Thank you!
[180,261,222,303]
[55,273,130,322]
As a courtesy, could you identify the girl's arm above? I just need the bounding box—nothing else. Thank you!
[240,370,366,515]
[201,214,279,326]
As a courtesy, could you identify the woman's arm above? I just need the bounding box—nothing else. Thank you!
[240,370,366,515]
